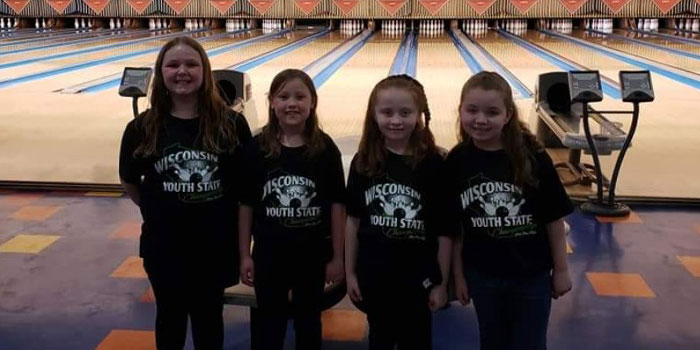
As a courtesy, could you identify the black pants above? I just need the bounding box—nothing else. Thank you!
[357,279,432,350]
[147,271,225,350]
[251,249,326,350]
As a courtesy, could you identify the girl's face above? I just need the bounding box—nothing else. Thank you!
[271,78,313,130]
[161,44,203,99]
[374,87,420,146]
[459,87,511,150]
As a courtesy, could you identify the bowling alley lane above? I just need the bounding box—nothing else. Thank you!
[416,33,473,149]
[0,31,195,80]
[0,30,303,184]
[472,30,558,91]
[315,32,401,160]
[239,30,347,130]
[0,29,160,62]
[617,29,700,56]
[572,29,700,73]
[0,29,280,92]
[521,29,700,199]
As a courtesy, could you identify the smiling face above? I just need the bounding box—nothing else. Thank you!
[459,87,512,150]
[161,44,203,99]
[270,78,314,131]
[373,87,420,148]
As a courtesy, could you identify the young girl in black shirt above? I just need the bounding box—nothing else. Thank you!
[447,71,573,350]
[238,69,345,350]
[119,37,252,350]
[345,75,452,350]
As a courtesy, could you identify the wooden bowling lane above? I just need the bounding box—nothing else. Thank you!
[238,30,345,130]
[0,30,257,91]
[0,29,149,55]
[415,33,473,149]
[572,30,700,74]
[315,32,401,162]
[522,29,700,199]
[0,33,185,80]
[618,29,700,56]
[0,30,158,62]
[0,30,300,184]
[472,30,563,121]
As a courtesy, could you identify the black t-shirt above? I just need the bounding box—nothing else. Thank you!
[239,132,346,259]
[346,151,447,291]
[445,142,573,277]
[119,111,252,287]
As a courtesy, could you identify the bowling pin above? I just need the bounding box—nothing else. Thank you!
[692,19,700,32]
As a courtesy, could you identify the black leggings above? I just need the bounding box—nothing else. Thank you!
[358,281,432,350]
[251,254,326,350]
[147,273,225,350]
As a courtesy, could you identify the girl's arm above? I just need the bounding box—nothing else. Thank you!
[547,218,572,299]
[429,236,453,310]
[120,179,140,206]
[238,204,255,286]
[452,232,470,305]
[326,203,346,284]
[344,216,362,302]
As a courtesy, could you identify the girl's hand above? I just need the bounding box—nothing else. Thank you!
[455,275,470,306]
[428,285,448,311]
[551,269,572,299]
[346,274,363,302]
[325,257,344,285]
[240,256,255,287]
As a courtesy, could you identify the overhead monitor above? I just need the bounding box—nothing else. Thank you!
[619,70,654,103]
[568,70,603,103]
[119,67,152,97]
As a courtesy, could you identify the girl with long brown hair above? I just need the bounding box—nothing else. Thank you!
[237,69,345,350]
[119,36,252,350]
[345,75,453,349]
[447,71,572,350]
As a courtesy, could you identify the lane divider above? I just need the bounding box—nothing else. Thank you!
[457,29,532,99]
[587,29,700,61]
[229,29,329,71]
[71,30,288,93]
[542,29,700,92]
[0,29,208,70]
[0,30,229,90]
[0,28,146,49]
[626,28,700,47]
[307,29,375,87]
[0,28,180,56]
[498,29,621,99]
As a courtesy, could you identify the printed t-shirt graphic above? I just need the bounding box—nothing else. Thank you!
[153,143,223,202]
[461,173,535,239]
[262,170,321,228]
[364,175,425,240]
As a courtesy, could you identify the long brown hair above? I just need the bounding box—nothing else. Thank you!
[259,69,326,158]
[458,71,543,189]
[134,36,238,157]
[355,75,437,176]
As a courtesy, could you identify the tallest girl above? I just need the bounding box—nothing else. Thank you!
[119,37,251,350]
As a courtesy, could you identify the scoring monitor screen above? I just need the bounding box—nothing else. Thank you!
[119,67,152,97]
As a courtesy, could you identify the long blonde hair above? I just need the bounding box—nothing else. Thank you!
[134,36,239,157]
[458,72,543,188]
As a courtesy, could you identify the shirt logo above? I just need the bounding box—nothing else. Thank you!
[460,174,535,238]
[364,180,425,240]
[153,144,222,202]
[262,173,321,227]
